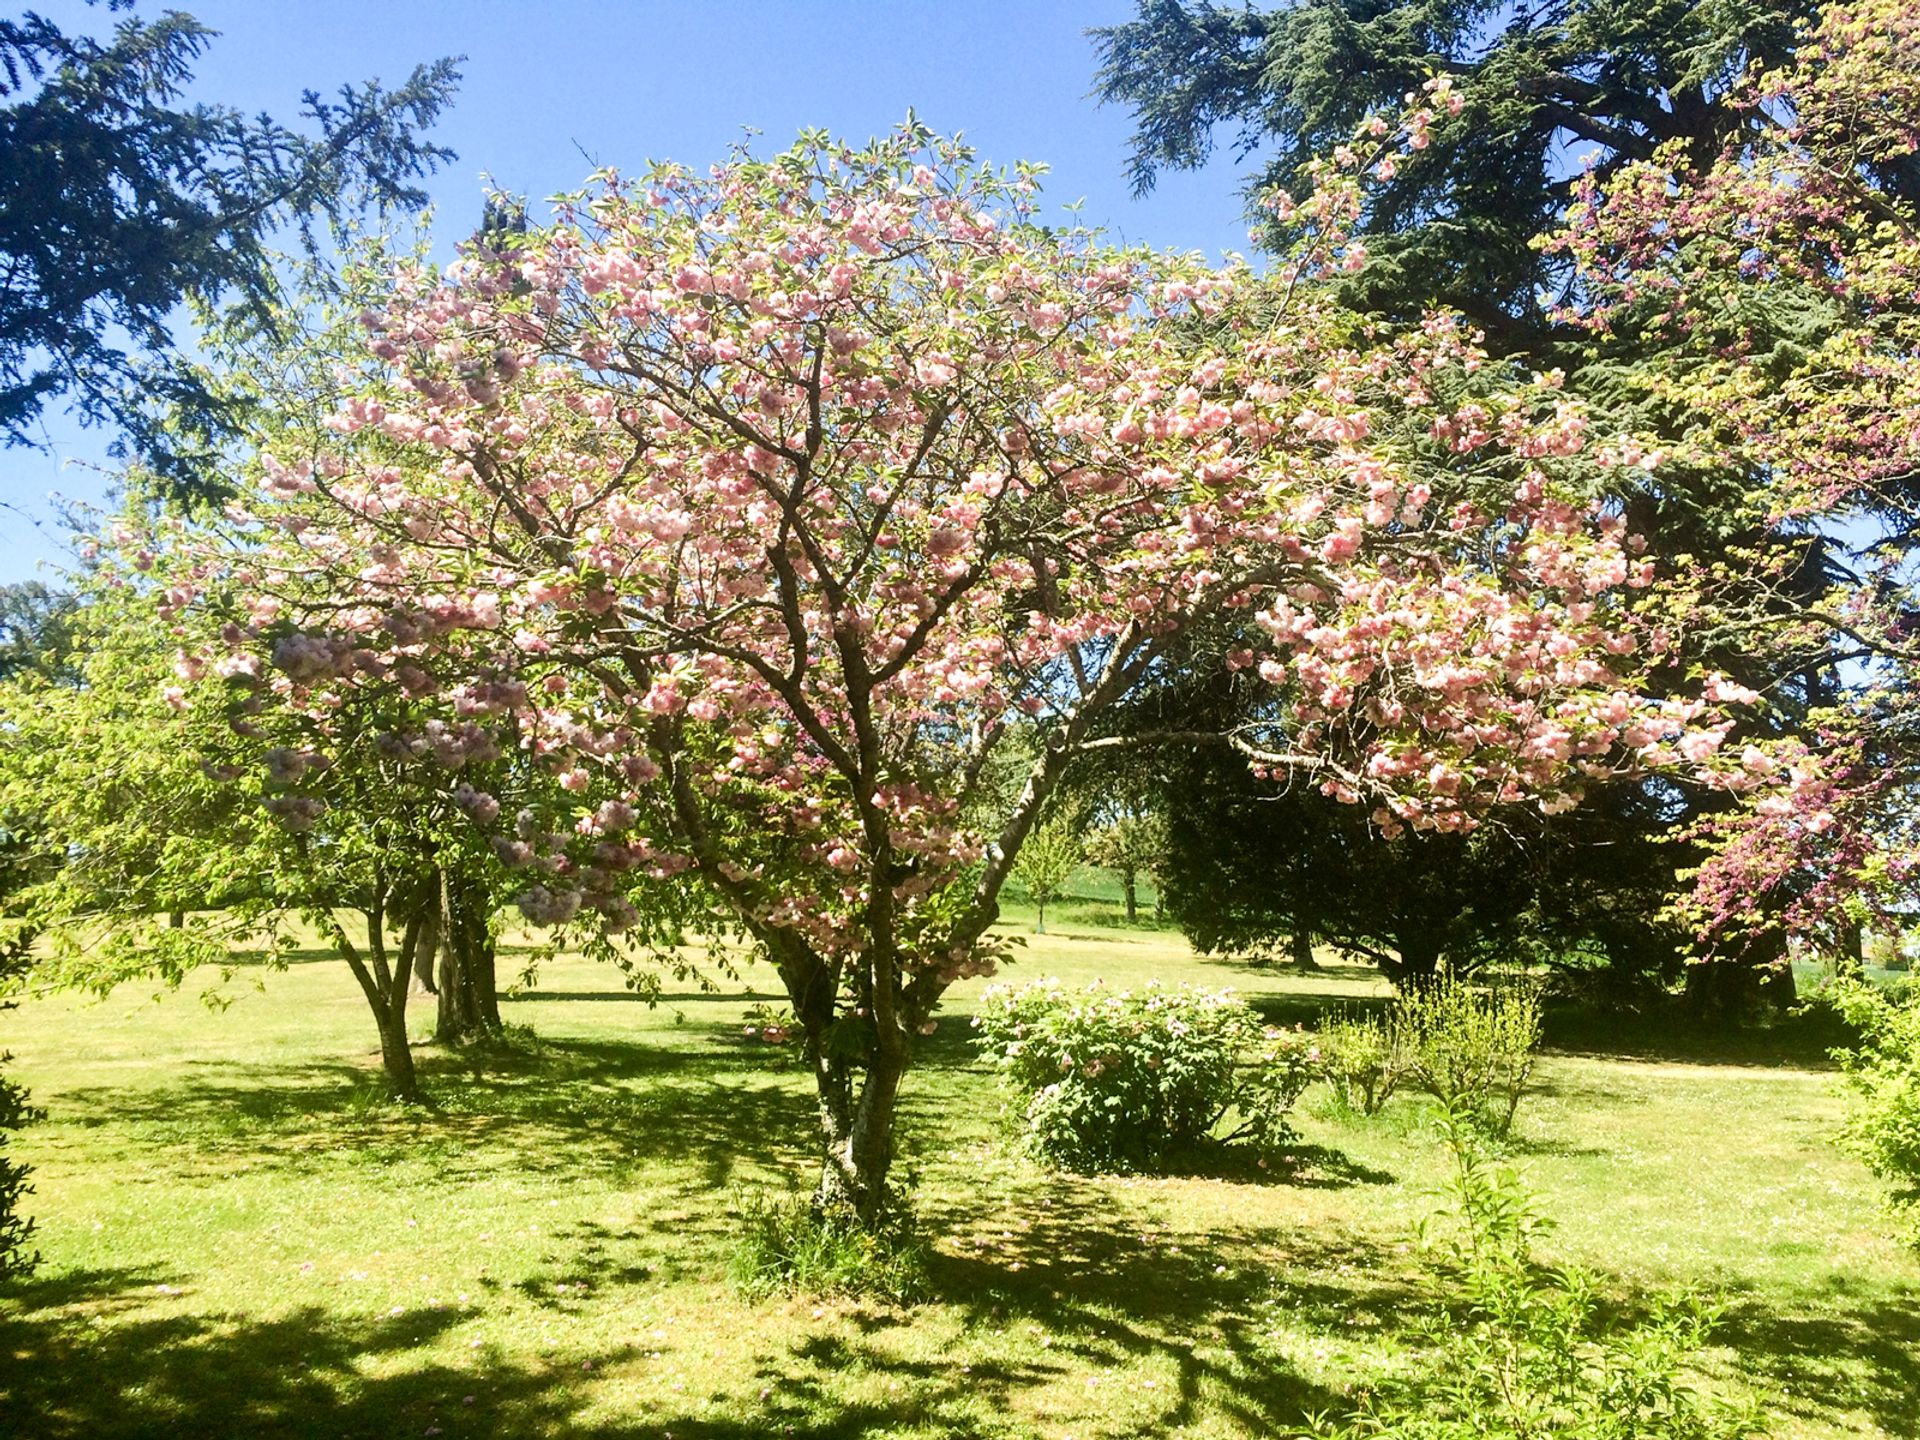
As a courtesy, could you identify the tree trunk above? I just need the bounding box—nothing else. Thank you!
[476,930,503,1031]
[1121,870,1138,924]
[377,1004,420,1104]
[435,867,500,1045]
[377,912,423,1103]
[410,903,439,996]
[785,929,910,1226]
[1685,955,1798,1018]
[329,905,425,1105]
[812,1046,906,1225]
[1385,932,1442,989]
[1290,927,1320,971]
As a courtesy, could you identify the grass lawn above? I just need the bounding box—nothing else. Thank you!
[3,907,1917,1439]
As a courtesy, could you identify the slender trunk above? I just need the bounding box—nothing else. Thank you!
[373,910,423,1104]
[1035,899,1047,935]
[1833,919,1865,980]
[327,905,425,1105]
[435,936,479,1042]
[435,867,499,1045]
[476,931,502,1031]
[377,1007,420,1104]
[410,903,440,996]
[1121,869,1138,924]
[167,910,184,930]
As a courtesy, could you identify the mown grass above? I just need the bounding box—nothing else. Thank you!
[2,910,1916,1439]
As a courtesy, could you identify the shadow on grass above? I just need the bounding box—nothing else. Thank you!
[916,1178,1420,1435]
[1714,1274,1920,1438]
[1540,999,1855,1069]
[0,1212,1420,1439]
[0,1266,610,1440]
[47,1026,821,1194]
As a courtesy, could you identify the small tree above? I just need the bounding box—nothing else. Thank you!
[0,581,549,1103]
[1013,807,1082,934]
[1083,795,1166,924]
[1315,1100,1763,1438]
[1392,976,1543,1136]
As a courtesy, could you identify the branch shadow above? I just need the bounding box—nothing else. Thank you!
[907,1177,1423,1435]
[1711,1274,1920,1436]
[0,1265,610,1440]
[46,1024,820,1196]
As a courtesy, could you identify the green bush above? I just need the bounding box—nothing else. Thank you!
[0,1051,40,1282]
[1309,1102,1763,1440]
[1828,981,1920,1245]
[1316,1009,1400,1116]
[727,1188,928,1303]
[974,977,1316,1173]
[1391,976,1542,1135]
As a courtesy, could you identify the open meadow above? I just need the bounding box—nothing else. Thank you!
[3,897,1915,1440]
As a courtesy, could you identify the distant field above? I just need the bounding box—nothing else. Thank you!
[2,910,1916,1439]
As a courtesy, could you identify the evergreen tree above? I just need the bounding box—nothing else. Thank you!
[0,2,460,500]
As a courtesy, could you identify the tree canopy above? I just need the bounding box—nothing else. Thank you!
[1092,0,1820,342]
[0,2,459,498]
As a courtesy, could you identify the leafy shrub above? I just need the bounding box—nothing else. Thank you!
[1827,981,1920,1245]
[1317,1009,1400,1115]
[0,1051,40,1282]
[974,978,1316,1172]
[1391,976,1542,1135]
[1310,1101,1763,1440]
[728,1188,928,1302]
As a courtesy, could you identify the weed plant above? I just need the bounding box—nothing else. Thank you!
[728,1187,929,1303]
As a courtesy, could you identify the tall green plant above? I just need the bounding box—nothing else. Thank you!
[1310,1102,1763,1439]
[1316,1008,1399,1116]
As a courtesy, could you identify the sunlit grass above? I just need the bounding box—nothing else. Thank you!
[2,910,1915,1438]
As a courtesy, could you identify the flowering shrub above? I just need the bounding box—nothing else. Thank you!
[974,978,1316,1172]
[1828,982,1920,1247]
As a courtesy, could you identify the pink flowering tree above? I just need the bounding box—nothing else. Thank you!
[1551,0,1920,953]
[168,119,1757,1219]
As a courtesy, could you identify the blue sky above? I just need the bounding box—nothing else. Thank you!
[2,0,1256,583]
